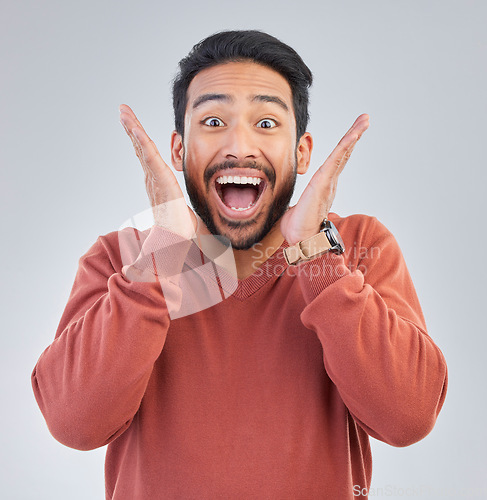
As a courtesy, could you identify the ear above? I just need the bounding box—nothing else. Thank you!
[171,131,184,171]
[296,132,313,175]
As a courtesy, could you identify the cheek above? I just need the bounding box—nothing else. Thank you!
[271,149,297,183]
[184,135,218,168]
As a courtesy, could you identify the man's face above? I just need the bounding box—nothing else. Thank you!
[171,61,311,250]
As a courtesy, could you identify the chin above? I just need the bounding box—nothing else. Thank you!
[208,212,272,250]
[223,231,266,251]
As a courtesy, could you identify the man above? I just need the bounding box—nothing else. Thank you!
[32,30,447,499]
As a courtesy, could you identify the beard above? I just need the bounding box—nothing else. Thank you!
[183,157,297,250]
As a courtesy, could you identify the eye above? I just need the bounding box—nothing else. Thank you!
[256,118,277,129]
[203,117,224,127]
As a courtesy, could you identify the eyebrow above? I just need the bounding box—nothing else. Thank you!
[191,93,289,112]
[251,94,289,112]
[192,94,231,109]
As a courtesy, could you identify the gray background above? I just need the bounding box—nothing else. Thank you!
[1,0,486,498]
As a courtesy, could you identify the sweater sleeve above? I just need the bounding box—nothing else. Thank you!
[298,216,448,447]
[31,227,183,451]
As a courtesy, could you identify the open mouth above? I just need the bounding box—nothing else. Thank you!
[215,175,266,212]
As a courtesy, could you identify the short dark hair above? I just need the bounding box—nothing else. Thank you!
[172,30,313,140]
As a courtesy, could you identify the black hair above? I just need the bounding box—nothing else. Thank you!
[172,30,313,140]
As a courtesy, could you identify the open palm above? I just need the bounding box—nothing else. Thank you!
[280,114,370,245]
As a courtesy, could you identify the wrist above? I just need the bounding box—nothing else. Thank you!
[152,198,196,241]
[284,219,345,266]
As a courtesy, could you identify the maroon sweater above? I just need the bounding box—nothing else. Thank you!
[32,213,447,499]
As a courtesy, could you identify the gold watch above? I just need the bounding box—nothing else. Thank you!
[283,219,345,266]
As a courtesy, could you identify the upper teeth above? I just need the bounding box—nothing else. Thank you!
[216,176,262,185]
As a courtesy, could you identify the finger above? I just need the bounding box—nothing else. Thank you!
[119,118,153,179]
[119,105,155,153]
[343,113,369,137]
[120,117,182,208]
[119,104,146,131]
[119,106,170,180]
[119,113,144,157]
[320,114,370,179]
[341,115,370,154]
[119,105,142,143]
[131,126,164,171]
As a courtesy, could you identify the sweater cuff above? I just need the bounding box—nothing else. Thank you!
[118,226,238,320]
[119,225,193,283]
[296,251,350,303]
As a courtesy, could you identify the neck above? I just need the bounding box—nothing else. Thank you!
[232,223,284,279]
[195,217,284,280]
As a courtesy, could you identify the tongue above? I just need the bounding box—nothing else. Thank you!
[222,185,257,209]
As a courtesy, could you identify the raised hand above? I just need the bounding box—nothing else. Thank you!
[280,114,370,245]
[119,104,196,240]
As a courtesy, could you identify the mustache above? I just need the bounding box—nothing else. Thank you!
[204,160,276,189]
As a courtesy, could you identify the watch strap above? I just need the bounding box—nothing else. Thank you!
[283,231,333,266]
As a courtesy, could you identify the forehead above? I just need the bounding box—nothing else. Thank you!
[186,61,293,110]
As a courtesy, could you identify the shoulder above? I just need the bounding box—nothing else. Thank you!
[327,212,403,273]
[328,212,393,246]
[327,212,410,287]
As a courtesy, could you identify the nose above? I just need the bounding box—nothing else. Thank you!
[221,123,259,161]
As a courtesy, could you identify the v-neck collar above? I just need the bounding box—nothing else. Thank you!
[183,236,291,302]
[230,239,290,300]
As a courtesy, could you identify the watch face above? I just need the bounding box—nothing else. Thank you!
[324,220,345,254]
